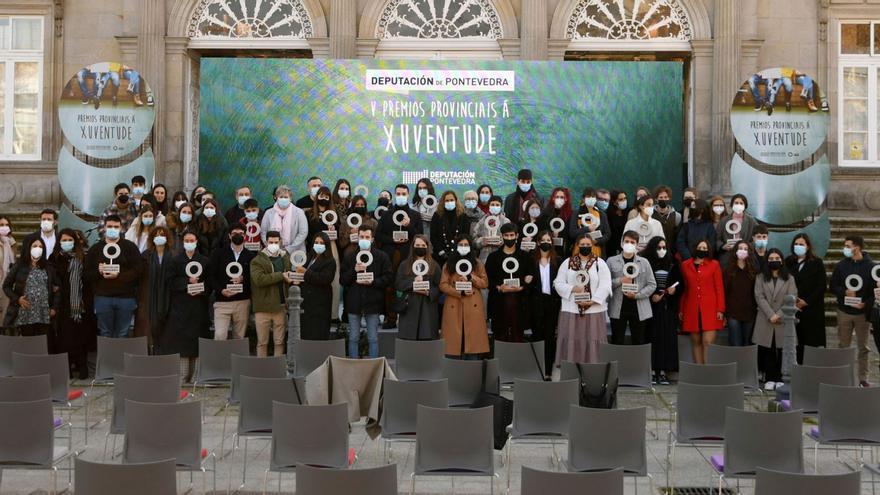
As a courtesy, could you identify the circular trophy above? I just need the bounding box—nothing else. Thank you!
[845,274,864,292]
[290,250,308,268]
[357,250,374,267]
[549,217,565,234]
[392,209,409,226]
[484,215,499,230]
[423,195,437,209]
[354,185,369,197]
[321,209,338,226]
[502,256,520,275]
[576,271,589,285]
[245,221,261,237]
[346,213,362,229]
[412,259,429,277]
[873,265,880,283]
[226,262,243,279]
[637,222,651,236]
[623,262,641,279]
[522,222,538,238]
[185,261,203,279]
[374,205,388,220]
[725,220,742,236]
[103,243,121,260]
[455,259,473,277]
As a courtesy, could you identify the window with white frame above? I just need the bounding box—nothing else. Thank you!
[838,21,880,166]
[0,16,42,160]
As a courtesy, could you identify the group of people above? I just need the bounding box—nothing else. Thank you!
[0,169,876,388]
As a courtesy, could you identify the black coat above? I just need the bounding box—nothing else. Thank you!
[208,246,255,302]
[429,211,471,267]
[377,205,420,260]
[786,255,827,347]
[485,248,535,334]
[165,252,212,357]
[2,262,60,326]
[300,254,337,340]
[340,247,392,315]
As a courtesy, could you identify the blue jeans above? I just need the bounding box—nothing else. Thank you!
[748,74,770,106]
[94,296,137,338]
[727,318,754,347]
[347,313,379,358]
[95,72,117,99]
[122,69,140,94]
[76,69,94,99]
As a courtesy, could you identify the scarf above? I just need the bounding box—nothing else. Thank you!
[270,203,292,247]
[569,254,596,315]
[66,254,83,322]
[147,251,171,336]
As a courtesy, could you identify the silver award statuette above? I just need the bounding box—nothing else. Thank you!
[550,217,566,246]
[354,185,369,198]
[584,213,603,240]
[521,222,538,251]
[502,256,521,288]
[225,262,244,294]
[845,274,864,307]
[484,215,501,246]
[346,213,362,243]
[290,250,307,283]
[636,222,651,250]
[622,262,640,293]
[392,210,409,242]
[244,221,261,251]
[102,243,121,275]
[374,205,388,220]
[422,195,437,221]
[356,250,374,284]
[412,259,430,292]
[185,261,205,295]
[725,220,742,245]
[574,270,592,303]
[455,259,473,292]
[873,265,880,300]
[321,210,338,241]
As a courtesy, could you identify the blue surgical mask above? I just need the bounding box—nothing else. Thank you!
[132,186,145,196]
[617,200,628,210]
[793,245,807,257]
[179,213,192,223]
[596,200,609,211]
[464,199,477,210]
[141,216,154,226]
[277,198,291,209]
[489,205,502,215]
[444,201,456,211]
[245,211,259,221]
[313,243,326,254]
[358,239,372,251]
[584,197,597,208]
[395,195,408,207]
[184,241,197,252]
[518,182,531,193]
[105,228,120,240]
[479,193,491,203]
[310,186,320,197]
[754,239,768,249]
[153,236,167,246]
[60,240,75,252]
[237,195,250,206]
[843,247,853,258]
[418,188,428,198]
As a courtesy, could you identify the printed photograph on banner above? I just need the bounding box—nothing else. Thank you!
[731,67,829,166]
[59,62,155,159]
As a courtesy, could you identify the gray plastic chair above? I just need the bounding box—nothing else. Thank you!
[105,374,180,460]
[221,355,287,459]
[495,340,545,385]
[93,336,148,383]
[412,405,496,494]
[380,379,449,463]
[295,463,397,495]
[228,376,304,492]
[755,467,860,495]
[678,361,738,385]
[263,401,350,492]
[0,398,72,494]
[123,353,180,377]
[394,338,445,381]
[810,384,880,472]
[787,364,852,414]
[441,358,500,407]
[712,408,804,492]
[567,405,653,491]
[0,374,51,402]
[192,337,249,390]
[559,361,619,408]
[598,343,653,390]
[0,334,47,376]
[123,399,215,492]
[75,457,177,495]
[707,344,761,390]
[292,339,346,378]
[521,466,624,495]
[668,382,744,490]
[12,352,80,404]
[803,346,857,385]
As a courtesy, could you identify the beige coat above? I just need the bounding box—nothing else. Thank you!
[439,261,489,356]
[752,273,798,348]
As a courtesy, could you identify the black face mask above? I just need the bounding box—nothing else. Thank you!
[657,199,668,209]
[378,198,390,207]
[768,260,783,271]
[413,247,428,257]
[231,234,244,245]
[694,250,709,259]
[317,199,330,208]
[684,198,695,209]
[117,194,130,204]
[503,238,517,248]
[579,246,592,256]
[352,206,367,216]
[539,242,552,252]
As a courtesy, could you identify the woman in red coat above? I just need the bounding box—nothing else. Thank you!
[679,239,726,363]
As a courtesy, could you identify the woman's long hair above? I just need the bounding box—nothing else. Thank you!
[402,234,437,277]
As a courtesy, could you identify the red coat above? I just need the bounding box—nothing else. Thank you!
[679,258,726,332]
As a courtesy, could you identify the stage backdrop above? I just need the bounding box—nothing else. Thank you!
[199,58,684,203]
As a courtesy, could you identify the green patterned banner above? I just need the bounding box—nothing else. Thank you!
[199,58,684,203]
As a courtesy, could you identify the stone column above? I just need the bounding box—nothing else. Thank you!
[286,285,303,376]
[138,0,166,178]
[691,40,714,192]
[329,0,357,59]
[520,0,548,60]
[710,0,739,194]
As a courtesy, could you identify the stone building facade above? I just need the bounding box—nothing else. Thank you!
[0,0,877,216]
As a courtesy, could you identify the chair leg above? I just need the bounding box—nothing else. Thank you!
[241,437,249,489]
[220,402,230,459]
[262,468,269,495]
[505,439,513,494]
[410,473,416,495]
[226,434,238,494]
[814,442,819,474]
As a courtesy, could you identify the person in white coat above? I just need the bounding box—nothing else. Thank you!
[260,184,308,255]
[554,232,612,364]
[623,195,665,251]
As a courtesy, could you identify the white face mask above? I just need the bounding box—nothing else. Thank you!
[337,189,350,199]
[644,206,655,217]
[489,205,502,215]
[529,208,541,219]
[554,198,565,209]
[656,248,667,258]
[183,241,198,252]
[622,243,637,255]
[40,220,54,232]
[266,243,280,255]
[713,206,725,216]
[237,195,250,206]
[175,200,186,210]
[203,207,216,218]
[153,236,167,246]
[0,226,9,236]
[457,245,471,256]
[30,247,43,259]
[732,204,746,214]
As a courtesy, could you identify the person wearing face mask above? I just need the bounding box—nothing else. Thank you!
[829,235,875,387]
[377,184,420,329]
[439,234,489,359]
[679,239,725,363]
[342,195,378,259]
[607,231,657,346]
[784,234,827,364]
[722,240,759,347]
[236,198,264,251]
[261,184,309,256]
[750,225,770,272]
[224,185,255,227]
[372,190,393,222]
[708,195,727,228]
[99,183,139,235]
[171,191,189,215]
[195,197,228,257]
[568,188,610,258]
[84,215,143,339]
[681,187,699,224]
[295,176,323,210]
[413,178,437,236]
[251,230,293,357]
[554,233,612,364]
[168,203,196,255]
[332,179,353,218]
[485,223,535,343]
[138,193,167,227]
[472,196,511,265]
[476,184,494,215]
[529,230,561,377]
[503,169,544,226]
[138,227,173,353]
[676,199,717,261]
[130,175,147,208]
[606,190,630,257]
[623,194,665,251]
[209,225,255,341]
[306,187,342,322]
[2,238,58,336]
[341,225,393,358]
[538,187,573,256]
[716,193,758,267]
[651,185,681,252]
[20,209,58,261]
[429,191,472,268]
[643,237,681,384]
[51,229,93,378]
[394,234,441,341]
[189,186,207,209]
[626,186,651,220]
[0,216,15,330]
[595,189,612,213]
[461,190,485,226]
[125,204,157,253]
[521,199,543,252]
[753,248,798,391]
[295,232,338,341]
[166,231,211,381]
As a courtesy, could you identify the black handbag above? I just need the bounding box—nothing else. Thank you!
[470,359,513,450]
[391,290,409,314]
[575,362,618,409]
